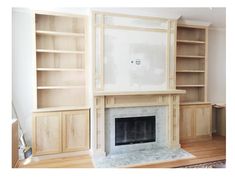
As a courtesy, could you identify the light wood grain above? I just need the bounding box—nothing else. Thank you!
[62,110,89,152]
[35,12,87,110]
[180,104,212,142]
[32,112,62,156]
[176,23,208,104]
[19,136,225,168]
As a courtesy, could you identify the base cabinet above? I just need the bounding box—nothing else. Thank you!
[32,112,62,155]
[32,110,89,156]
[180,104,212,142]
[62,111,89,152]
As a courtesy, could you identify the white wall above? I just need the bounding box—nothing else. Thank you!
[208,28,226,104]
[12,8,34,145]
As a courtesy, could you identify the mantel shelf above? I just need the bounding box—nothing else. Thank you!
[94,90,186,96]
[180,102,211,105]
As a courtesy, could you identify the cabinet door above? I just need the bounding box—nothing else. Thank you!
[32,112,62,156]
[195,105,212,137]
[180,106,194,140]
[62,110,89,152]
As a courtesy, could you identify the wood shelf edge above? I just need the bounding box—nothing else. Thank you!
[94,90,186,96]
[33,106,90,113]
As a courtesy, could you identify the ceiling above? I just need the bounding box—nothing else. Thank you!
[95,7,226,28]
[42,7,226,28]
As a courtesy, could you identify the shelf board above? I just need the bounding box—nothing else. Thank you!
[34,106,90,112]
[176,70,205,73]
[36,30,85,37]
[176,85,205,88]
[176,55,205,59]
[37,86,85,89]
[37,68,85,72]
[36,49,85,54]
[177,40,205,44]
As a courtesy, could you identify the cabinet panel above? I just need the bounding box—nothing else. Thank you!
[62,110,89,152]
[180,104,212,142]
[195,105,212,136]
[180,106,194,139]
[33,112,62,155]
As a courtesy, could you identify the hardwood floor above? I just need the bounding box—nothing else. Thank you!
[19,136,225,168]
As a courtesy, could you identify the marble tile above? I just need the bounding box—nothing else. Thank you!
[105,106,167,155]
[93,147,194,168]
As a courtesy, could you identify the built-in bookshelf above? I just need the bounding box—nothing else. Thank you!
[176,25,208,104]
[35,12,87,110]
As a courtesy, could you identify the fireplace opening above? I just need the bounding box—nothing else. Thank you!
[115,116,155,146]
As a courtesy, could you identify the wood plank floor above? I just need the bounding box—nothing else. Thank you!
[19,136,226,168]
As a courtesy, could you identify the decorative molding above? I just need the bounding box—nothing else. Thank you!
[178,19,211,27]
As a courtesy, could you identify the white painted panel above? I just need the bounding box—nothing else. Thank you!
[104,28,167,91]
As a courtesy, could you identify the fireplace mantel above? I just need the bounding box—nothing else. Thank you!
[93,91,185,156]
[94,90,185,96]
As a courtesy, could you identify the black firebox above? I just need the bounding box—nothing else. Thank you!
[115,116,155,146]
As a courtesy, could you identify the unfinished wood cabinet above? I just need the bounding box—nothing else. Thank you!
[32,112,62,155]
[33,110,89,156]
[34,11,88,111]
[32,11,89,157]
[62,110,89,152]
[180,104,212,142]
[179,106,194,139]
[194,106,211,136]
[176,23,212,143]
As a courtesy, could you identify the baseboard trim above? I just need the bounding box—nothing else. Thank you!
[31,150,91,161]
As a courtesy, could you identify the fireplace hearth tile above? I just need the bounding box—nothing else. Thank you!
[92,147,194,168]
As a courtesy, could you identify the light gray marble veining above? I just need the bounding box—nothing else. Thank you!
[105,106,167,155]
[93,147,194,168]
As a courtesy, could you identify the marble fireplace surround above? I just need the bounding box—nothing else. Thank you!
[105,106,167,155]
[93,90,185,156]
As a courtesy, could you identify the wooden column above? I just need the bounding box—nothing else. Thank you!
[93,96,106,156]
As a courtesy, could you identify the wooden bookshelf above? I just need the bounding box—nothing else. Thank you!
[176,24,208,103]
[35,12,87,110]
[177,24,211,143]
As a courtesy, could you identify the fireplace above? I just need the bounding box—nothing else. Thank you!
[115,116,156,146]
[105,106,168,155]
[94,92,183,156]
